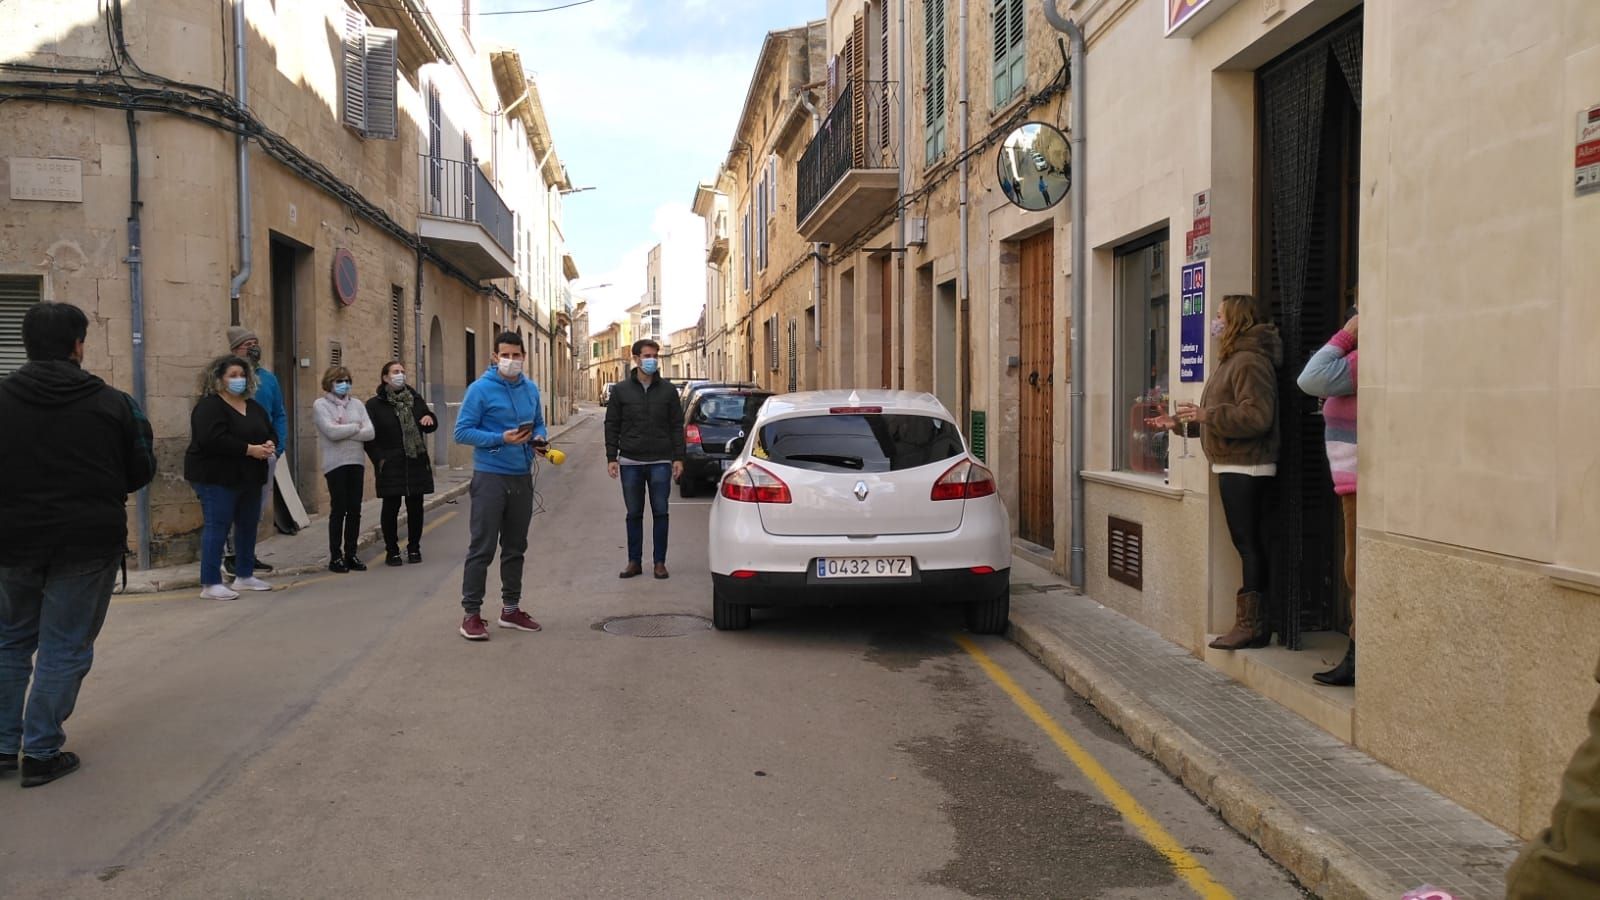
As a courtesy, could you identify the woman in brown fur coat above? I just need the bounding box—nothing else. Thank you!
[1149,294,1282,649]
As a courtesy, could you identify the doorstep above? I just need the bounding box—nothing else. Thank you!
[1204,630,1355,743]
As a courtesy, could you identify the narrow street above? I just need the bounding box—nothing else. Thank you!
[2,414,1301,899]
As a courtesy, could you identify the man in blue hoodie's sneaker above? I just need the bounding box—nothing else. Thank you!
[452,332,547,641]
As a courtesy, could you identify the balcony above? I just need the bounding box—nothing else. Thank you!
[707,213,729,264]
[796,81,900,244]
[418,155,515,281]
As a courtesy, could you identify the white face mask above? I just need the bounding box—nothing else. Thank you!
[388,372,406,389]
[497,357,523,378]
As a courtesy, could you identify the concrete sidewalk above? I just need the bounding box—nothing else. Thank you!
[1005,556,1522,900]
[121,412,594,594]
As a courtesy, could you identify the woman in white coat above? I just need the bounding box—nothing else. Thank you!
[314,365,375,572]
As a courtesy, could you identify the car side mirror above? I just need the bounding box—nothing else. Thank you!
[725,430,746,455]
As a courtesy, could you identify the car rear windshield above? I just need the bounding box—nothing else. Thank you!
[757,413,964,473]
[694,392,772,423]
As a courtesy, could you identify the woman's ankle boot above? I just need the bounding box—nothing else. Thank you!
[1209,591,1260,650]
[1313,640,1355,686]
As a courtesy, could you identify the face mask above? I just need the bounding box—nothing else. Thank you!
[245,346,262,364]
[388,373,406,389]
[226,377,248,396]
[1210,317,1226,337]
[333,381,351,397]
[497,357,523,378]
[639,358,660,375]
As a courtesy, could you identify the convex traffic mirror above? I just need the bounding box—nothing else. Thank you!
[997,122,1071,211]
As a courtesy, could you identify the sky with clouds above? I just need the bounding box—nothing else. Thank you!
[487,0,822,337]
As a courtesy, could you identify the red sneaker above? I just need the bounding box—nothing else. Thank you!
[460,614,490,641]
[498,608,542,632]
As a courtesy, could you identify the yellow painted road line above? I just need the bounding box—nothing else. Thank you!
[953,634,1234,900]
[115,510,461,604]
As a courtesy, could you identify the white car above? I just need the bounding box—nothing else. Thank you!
[708,390,1011,633]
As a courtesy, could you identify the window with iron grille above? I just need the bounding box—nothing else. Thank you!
[768,315,781,371]
[0,275,42,378]
[991,0,1027,108]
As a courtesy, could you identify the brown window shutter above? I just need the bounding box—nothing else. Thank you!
[851,13,868,167]
[1108,516,1144,590]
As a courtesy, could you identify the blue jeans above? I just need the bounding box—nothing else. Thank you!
[194,482,263,585]
[0,554,121,758]
[621,463,672,565]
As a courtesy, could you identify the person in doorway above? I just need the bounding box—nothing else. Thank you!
[1506,656,1600,898]
[224,326,286,575]
[1298,312,1358,686]
[605,340,685,580]
[452,332,547,641]
[0,302,156,788]
[187,356,277,601]
[1147,294,1282,650]
[365,361,438,566]
[313,365,375,573]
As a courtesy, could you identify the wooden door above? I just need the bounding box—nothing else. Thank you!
[1019,232,1054,547]
[878,255,893,388]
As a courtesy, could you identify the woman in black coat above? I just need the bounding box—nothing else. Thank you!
[365,360,438,566]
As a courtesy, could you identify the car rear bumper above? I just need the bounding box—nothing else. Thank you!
[713,566,1008,606]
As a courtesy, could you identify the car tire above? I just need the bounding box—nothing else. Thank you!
[713,582,751,631]
[965,580,1010,635]
[679,476,699,499]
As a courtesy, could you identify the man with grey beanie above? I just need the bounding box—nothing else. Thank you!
[224,325,288,573]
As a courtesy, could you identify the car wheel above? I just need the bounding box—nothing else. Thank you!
[965,580,1010,635]
[679,476,699,499]
[713,582,751,631]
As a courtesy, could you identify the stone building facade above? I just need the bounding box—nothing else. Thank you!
[0,0,578,565]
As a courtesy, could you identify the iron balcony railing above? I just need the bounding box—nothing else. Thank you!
[796,80,899,226]
[420,154,515,258]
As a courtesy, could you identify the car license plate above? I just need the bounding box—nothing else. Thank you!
[815,557,912,579]
[719,458,733,471]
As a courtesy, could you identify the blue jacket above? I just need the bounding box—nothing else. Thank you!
[254,366,289,454]
[453,366,547,475]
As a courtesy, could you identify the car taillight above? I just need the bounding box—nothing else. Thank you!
[720,463,792,504]
[931,459,997,501]
[685,424,702,446]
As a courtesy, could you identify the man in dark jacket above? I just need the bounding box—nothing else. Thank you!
[605,340,685,580]
[0,302,156,787]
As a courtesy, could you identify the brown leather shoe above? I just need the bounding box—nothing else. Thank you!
[1209,591,1268,650]
[653,563,669,580]
[618,561,642,579]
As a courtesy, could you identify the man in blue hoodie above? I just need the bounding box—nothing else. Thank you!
[453,331,547,641]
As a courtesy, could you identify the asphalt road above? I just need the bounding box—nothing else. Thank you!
[3,415,1305,899]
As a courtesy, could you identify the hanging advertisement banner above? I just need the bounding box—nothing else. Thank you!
[1179,262,1207,382]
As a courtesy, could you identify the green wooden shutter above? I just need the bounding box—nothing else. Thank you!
[0,276,42,378]
[992,0,1026,107]
[969,409,987,462]
[924,0,947,163]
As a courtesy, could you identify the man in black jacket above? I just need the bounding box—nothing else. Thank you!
[0,302,156,788]
[604,340,685,579]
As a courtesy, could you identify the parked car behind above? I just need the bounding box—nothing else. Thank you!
[679,386,773,498]
[682,380,759,411]
[708,390,1010,634]
[599,382,616,406]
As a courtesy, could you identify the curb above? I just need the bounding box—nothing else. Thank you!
[120,414,592,595]
[1006,609,1408,900]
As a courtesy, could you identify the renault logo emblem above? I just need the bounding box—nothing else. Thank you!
[854,481,869,501]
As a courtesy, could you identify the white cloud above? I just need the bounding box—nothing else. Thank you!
[579,202,705,336]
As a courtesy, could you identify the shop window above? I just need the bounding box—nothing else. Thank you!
[1113,233,1171,474]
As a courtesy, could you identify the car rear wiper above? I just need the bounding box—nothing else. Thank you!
[784,453,865,469]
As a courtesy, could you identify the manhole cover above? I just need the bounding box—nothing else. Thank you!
[600,614,712,638]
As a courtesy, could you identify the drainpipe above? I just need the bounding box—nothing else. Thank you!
[1045,0,1087,588]
[126,110,151,570]
[895,0,909,390]
[797,90,824,352]
[227,0,251,326]
[957,0,971,426]
[414,245,425,374]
